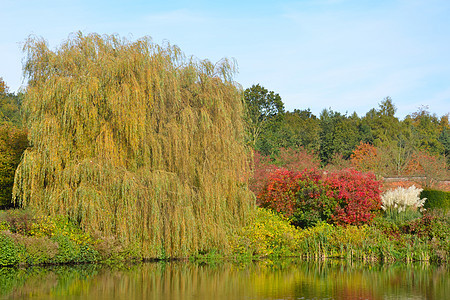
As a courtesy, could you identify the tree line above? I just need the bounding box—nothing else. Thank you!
[244,84,449,180]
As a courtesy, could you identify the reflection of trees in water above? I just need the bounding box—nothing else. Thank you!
[1,261,448,299]
[0,264,101,298]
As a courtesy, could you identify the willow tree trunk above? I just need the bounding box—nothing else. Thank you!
[14,32,254,258]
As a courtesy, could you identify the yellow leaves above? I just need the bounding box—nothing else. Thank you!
[29,215,94,246]
[231,208,379,260]
[16,32,253,259]
[0,221,9,232]
[232,208,301,257]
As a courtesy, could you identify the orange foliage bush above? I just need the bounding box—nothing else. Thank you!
[350,142,380,173]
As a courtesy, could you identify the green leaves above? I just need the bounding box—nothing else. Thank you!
[243,84,285,148]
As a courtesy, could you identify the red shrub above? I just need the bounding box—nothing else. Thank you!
[249,151,279,198]
[257,167,383,227]
[258,168,300,216]
[258,168,334,227]
[324,169,382,226]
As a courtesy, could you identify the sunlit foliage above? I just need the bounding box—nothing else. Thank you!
[0,125,28,207]
[13,32,254,258]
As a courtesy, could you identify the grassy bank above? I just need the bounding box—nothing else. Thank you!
[230,208,449,264]
[0,209,140,267]
[1,207,449,267]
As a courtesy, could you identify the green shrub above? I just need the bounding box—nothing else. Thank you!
[0,209,34,234]
[406,209,450,242]
[12,234,58,265]
[421,189,450,210]
[0,209,100,265]
[0,232,20,266]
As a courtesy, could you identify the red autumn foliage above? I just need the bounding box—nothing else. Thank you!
[257,167,383,227]
[323,169,382,226]
[258,168,299,216]
[249,151,279,198]
[250,148,321,199]
[258,168,324,217]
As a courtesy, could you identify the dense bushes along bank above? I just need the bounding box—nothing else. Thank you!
[2,165,449,266]
[1,205,449,267]
[232,208,449,263]
[0,209,141,267]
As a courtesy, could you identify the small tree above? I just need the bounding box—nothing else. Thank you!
[325,152,351,172]
[249,151,278,199]
[406,151,448,188]
[350,142,380,173]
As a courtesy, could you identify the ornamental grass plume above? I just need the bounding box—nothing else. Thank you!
[381,185,426,213]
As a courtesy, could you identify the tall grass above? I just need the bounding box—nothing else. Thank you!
[231,208,448,263]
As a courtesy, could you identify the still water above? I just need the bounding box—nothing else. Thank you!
[1,259,448,299]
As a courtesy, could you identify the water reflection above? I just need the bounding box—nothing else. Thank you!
[1,259,448,299]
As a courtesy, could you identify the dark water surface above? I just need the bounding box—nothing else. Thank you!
[1,259,448,299]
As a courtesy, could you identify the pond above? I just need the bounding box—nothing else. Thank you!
[1,259,448,299]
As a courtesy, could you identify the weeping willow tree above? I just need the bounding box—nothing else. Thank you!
[13,32,255,258]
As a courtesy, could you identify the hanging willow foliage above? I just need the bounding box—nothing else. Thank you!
[13,32,255,258]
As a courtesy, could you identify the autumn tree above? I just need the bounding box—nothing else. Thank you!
[0,79,27,208]
[404,150,448,188]
[273,147,321,171]
[0,77,7,95]
[14,33,254,258]
[249,151,278,200]
[0,124,28,207]
[0,78,23,127]
[350,142,380,173]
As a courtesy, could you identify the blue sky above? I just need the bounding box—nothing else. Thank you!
[1,0,449,118]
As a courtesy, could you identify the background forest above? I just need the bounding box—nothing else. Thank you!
[244,84,449,190]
